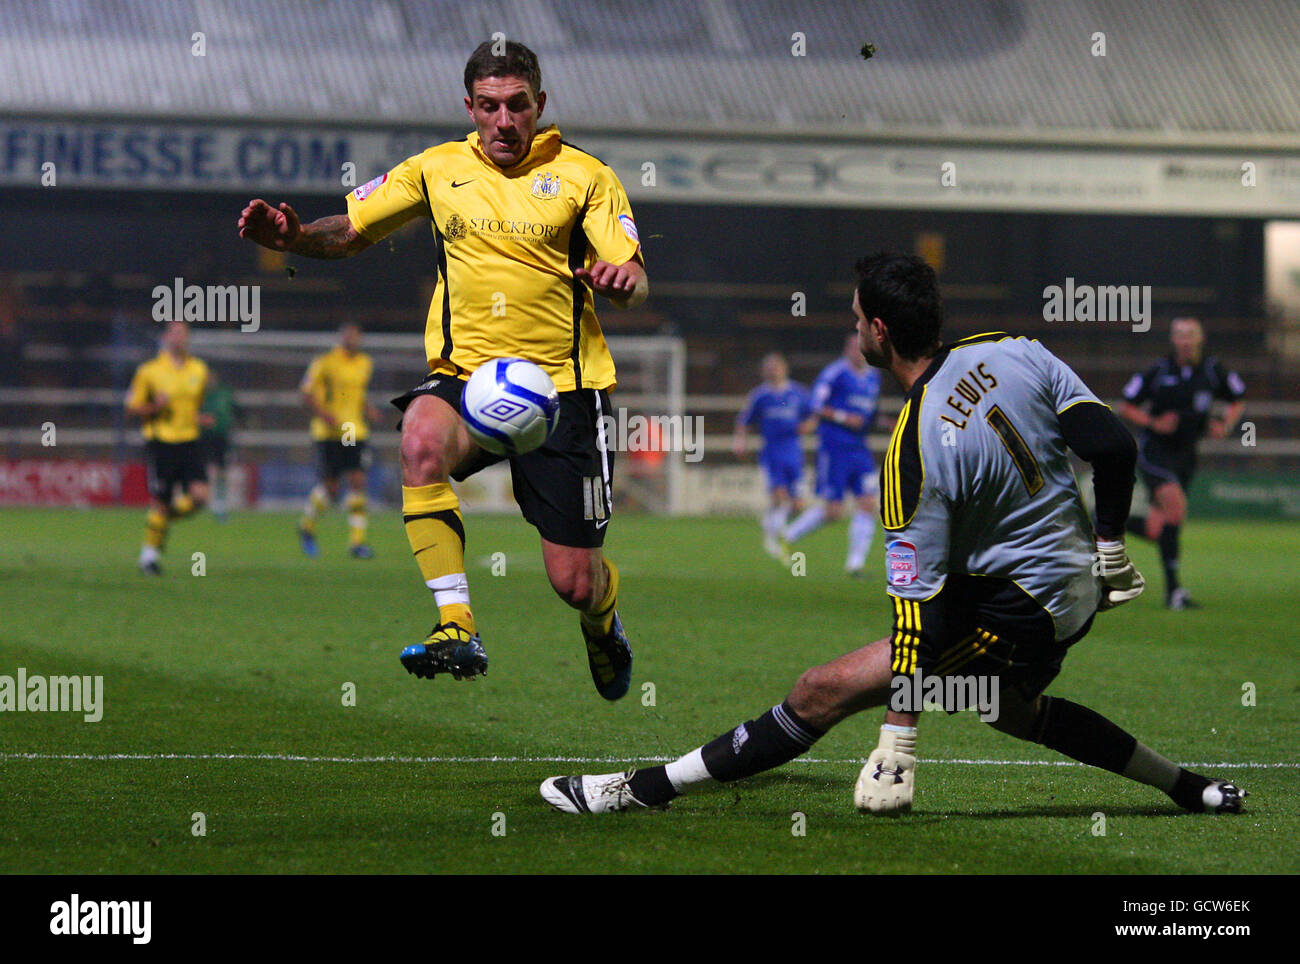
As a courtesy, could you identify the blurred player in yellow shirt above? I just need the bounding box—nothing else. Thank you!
[297,323,380,559]
[239,39,647,698]
[124,320,210,575]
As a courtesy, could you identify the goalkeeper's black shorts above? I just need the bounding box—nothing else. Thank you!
[889,575,1097,707]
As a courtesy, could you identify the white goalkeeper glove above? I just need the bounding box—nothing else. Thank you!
[854,725,916,814]
[1096,538,1146,610]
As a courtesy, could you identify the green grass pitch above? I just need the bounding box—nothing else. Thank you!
[1,507,1296,874]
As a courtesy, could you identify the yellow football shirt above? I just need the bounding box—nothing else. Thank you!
[301,347,374,441]
[345,125,642,392]
[125,353,209,443]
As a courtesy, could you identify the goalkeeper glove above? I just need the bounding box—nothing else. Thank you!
[854,724,916,814]
[1096,538,1145,610]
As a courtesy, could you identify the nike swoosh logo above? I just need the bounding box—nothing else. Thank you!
[596,518,610,529]
[450,179,474,188]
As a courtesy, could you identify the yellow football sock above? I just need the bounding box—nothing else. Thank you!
[300,484,329,535]
[346,492,368,547]
[403,483,474,634]
[143,508,169,550]
[580,557,620,635]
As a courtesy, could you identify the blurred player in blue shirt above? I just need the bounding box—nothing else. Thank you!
[734,353,815,558]
[784,333,882,575]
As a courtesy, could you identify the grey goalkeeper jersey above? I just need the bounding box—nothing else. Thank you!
[881,333,1102,640]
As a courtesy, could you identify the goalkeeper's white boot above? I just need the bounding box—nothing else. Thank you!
[540,771,650,814]
[854,725,917,814]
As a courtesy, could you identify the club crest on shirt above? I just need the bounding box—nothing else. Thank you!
[531,171,561,199]
[352,173,387,201]
[886,540,918,587]
[444,213,467,242]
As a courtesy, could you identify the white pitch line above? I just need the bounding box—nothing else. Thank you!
[0,752,1294,768]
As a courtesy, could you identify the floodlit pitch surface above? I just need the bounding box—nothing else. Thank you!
[2,509,1296,874]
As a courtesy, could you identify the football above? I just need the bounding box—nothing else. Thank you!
[461,357,561,456]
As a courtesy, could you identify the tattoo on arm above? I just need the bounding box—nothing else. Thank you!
[290,215,370,259]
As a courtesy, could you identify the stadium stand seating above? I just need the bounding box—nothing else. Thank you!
[3,0,1299,139]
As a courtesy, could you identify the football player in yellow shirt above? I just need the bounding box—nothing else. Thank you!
[297,323,381,559]
[238,40,648,699]
[124,320,211,575]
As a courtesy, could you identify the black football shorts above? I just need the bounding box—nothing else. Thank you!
[891,575,1096,706]
[392,374,615,549]
[145,439,207,503]
[1137,437,1196,492]
[316,439,369,481]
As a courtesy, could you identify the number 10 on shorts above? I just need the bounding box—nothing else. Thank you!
[582,476,607,521]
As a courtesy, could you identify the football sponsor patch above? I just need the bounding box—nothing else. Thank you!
[352,173,387,201]
[618,214,639,242]
[886,539,918,587]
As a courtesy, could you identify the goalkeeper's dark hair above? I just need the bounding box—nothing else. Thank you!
[464,39,542,98]
[854,252,944,359]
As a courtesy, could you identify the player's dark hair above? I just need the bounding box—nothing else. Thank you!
[464,39,542,98]
[854,252,944,359]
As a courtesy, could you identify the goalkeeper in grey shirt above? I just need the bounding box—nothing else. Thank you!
[541,252,1247,817]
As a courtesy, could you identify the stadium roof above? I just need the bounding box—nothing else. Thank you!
[3,0,1299,146]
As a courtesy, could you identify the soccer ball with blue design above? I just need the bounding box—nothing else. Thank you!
[461,358,561,456]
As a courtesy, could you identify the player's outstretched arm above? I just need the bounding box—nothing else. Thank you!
[238,199,372,259]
